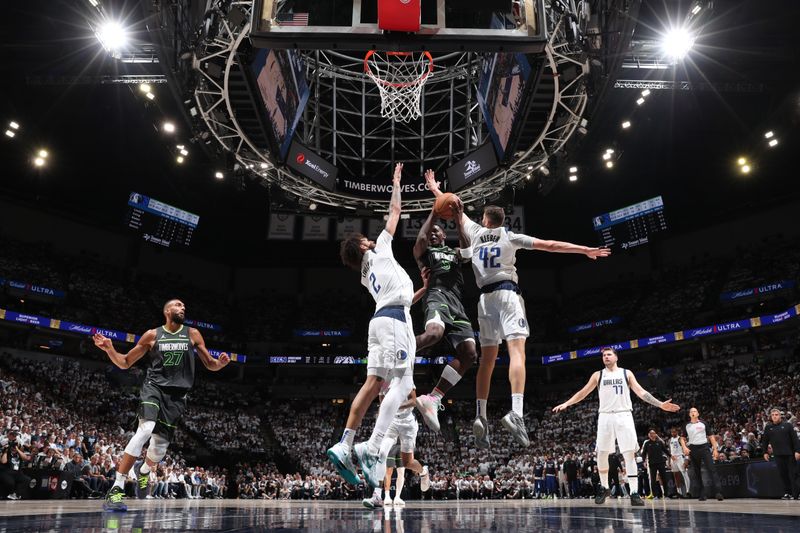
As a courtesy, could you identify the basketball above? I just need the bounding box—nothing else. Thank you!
[433,193,460,220]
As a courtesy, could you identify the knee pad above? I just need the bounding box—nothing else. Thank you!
[147,433,170,464]
[124,420,156,457]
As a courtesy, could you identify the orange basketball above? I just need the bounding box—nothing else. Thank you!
[433,193,460,220]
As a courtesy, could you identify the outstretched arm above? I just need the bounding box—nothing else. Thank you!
[413,210,436,264]
[190,328,231,371]
[385,163,403,236]
[425,170,474,233]
[627,373,680,412]
[532,238,611,260]
[552,372,600,412]
[412,267,431,305]
[93,330,155,369]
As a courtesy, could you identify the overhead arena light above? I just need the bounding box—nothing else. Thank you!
[139,84,151,94]
[4,130,14,138]
[176,156,184,164]
[33,157,46,168]
[764,131,774,139]
[569,166,578,174]
[636,97,645,106]
[163,122,176,133]
[737,157,747,166]
[145,92,155,100]
[568,175,578,182]
[768,139,778,148]
[260,162,269,169]
[641,89,650,97]
[662,27,695,61]
[309,203,318,211]
[621,120,631,129]
[179,149,189,156]
[9,121,19,130]
[96,21,128,53]
[740,164,751,174]
[605,161,614,169]
[215,171,224,180]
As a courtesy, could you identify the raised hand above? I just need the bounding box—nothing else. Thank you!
[92,333,112,352]
[451,197,464,222]
[659,399,680,412]
[424,169,440,193]
[586,247,612,260]
[218,353,231,366]
[393,162,404,185]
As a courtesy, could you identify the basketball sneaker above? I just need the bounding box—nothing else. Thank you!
[384,494,393,507]
[594,487,611,505]
[362,493,384,509]
[416,394,443,432]
[353,442,385,488]
[420,465,431,492]
[473,416,490,449]
[630,493,644,506]
[133,461,149,499]
[103,486,128,512]
[326,442,360,486]
[393,496,405,507]
[500,411,530,447]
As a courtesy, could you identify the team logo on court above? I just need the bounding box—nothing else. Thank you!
[518,318,526,328]
[397,350,408,361]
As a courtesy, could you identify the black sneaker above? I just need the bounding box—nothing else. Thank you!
[500,411,530,447]
[595,487,611,505]
[781,493,792,500]
[133,461,149,499]
[715,493,724,501]
[698,495,707,501]
[630,493,644,506]
[103,486,128,512]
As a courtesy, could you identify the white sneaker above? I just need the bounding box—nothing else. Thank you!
[384,495,393,507]
[415,394,443,432]
[420,465,431,492]
[393,496,405,507]
[146,495,155,499]
[362,494,383,509]
[7,493,18,500]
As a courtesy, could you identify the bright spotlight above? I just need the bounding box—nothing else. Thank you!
[605,148,614,154]
[662,27,695,60]
[309,203,318,211]
[741,164,751,174]
[34,157,45,167]
[179,149,189,156]
[5,130,15,138]
[38,149,49,158]
[260,162,269,169]
[527,165,533,170]
[768,139,778,147]
[569,166,578,174]
[621,120,631,129]
[525,174,531,180]
[602,152,612,161]
[641,89,651,97]
[568,175,578,182]
[176,156,184,164]
[605,161,614,169]
[9,121,19,130]
[163,122,176,133]
[215,171,224,179]
[636,97,645,106]
[737,157,747,166]
[176,144,185,150]
[764,131,774,139]
[691,4,702,15]
[139,84,151,94]
[97,21,128,52]
[145,92,155,100]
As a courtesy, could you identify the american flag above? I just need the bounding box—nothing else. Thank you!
[276,12,309,26]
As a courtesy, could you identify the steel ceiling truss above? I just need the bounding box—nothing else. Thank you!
[192,1,587,212]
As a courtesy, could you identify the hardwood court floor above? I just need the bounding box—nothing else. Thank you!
[0,498,797,531]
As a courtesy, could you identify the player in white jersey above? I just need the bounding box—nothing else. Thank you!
[553,347,680,507]
[327,163,429,489]
[668,426,690,497]
[363,385,431,509]
[426,173,611,448]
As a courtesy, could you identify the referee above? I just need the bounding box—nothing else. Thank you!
[680,407,723,501]
[761,408,800,500]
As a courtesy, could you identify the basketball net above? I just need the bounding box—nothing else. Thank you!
[364,50,434,123]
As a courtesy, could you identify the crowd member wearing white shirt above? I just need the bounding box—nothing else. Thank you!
[328,163,428,489]
[427,175,611,448]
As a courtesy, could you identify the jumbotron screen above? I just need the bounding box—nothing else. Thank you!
[592,196,667,250]
[126,192,199,248]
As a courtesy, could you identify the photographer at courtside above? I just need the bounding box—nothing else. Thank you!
[0,431,32,500]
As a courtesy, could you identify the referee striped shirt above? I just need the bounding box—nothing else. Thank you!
[685,420,713,446]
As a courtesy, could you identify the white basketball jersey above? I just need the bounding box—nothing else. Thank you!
[360,230,413,309]
[669,437,684,457]
[464,218,534,288]
[597,367,632,413]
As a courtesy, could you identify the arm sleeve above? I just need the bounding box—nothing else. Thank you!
[508,231,536,250]
[375,229,393,255]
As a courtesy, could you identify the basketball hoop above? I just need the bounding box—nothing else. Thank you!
[364,50,434,123]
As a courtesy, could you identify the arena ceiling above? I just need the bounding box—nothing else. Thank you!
[0,0,798,265]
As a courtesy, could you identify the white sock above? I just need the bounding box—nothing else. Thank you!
[430,388,444,401]
[114,471,126,489]
[373,487,382,499]
[140,462,151,475]
[340,428,356,449]
[511,393,524,417]
[395,467,405,497]
[477,399,487,419]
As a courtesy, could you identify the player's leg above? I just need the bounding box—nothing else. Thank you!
[473,343,499,449]
[498,292,530,445]
[618,416,643,505]
[595,414,615,504]
[415,306,445,350]
[383,465,395,506]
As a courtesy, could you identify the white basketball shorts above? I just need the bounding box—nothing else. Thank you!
[477,290,529,346]
[596,411,638,453]
[367,307,415,379]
